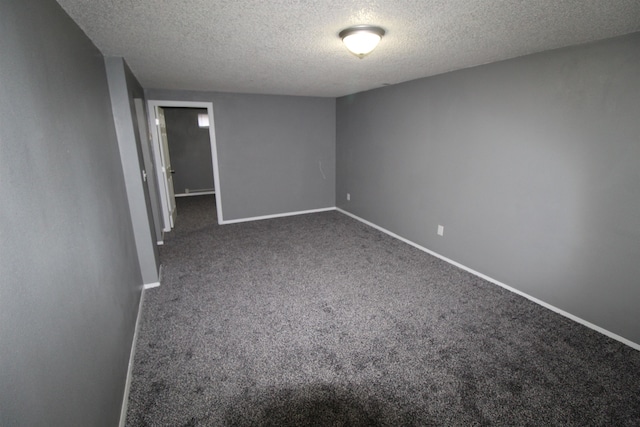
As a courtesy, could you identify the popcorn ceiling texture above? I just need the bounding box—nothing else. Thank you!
[55,0,640,97]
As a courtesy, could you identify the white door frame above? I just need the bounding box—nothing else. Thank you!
[156,106,178,229]
[147,100,224,229]
[133,98,163,243]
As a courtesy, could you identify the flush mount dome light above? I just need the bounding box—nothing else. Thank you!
[339,25,385,58]
[197,113,209,128]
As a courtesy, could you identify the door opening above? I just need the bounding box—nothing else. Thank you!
[163,107,215,198]
[147,100,223,233]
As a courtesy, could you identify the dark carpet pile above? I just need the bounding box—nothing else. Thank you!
[126,195,640,426]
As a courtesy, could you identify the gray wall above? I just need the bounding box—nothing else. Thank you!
[0,1,143,426]
[146,90,336,221]
[336,33,640,345]
[164,107,214,194]
[106,57,160,285]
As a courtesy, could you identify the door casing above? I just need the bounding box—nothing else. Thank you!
[147,100,223,231]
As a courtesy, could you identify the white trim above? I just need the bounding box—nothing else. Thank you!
[221,207,336,225]
[206,107,224,224]
[147,104,172,232]
[143,264,162,290]
[148,100,212,108]
[175,191,215,198]
[336,208,640,351]
[119,288,146,427]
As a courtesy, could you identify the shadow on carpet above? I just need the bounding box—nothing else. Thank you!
[126,196,640,426]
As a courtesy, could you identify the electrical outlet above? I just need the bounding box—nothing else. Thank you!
[437,225,444,236]
[347,193,351,201]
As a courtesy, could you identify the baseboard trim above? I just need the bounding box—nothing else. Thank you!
[336,208,640,351]
[143,265,163,290]
[119,288,146,427]
[175,191,215,198]
[143,282,160,290]
[220,207,336,225]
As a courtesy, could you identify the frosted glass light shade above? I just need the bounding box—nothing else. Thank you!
[339,25,385,58]
[198,113,209,128]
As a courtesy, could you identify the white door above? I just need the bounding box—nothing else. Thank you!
[155,106,177,228]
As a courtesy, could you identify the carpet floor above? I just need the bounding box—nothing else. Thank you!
[126,195,640,426]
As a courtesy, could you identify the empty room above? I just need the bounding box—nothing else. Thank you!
[1,0,639,426]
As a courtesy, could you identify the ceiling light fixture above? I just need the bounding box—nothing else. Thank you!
[339,25,385,58]
[197,113,209,128]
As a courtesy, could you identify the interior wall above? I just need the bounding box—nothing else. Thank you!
[336,32,640,345]
[105,57,160,285]
[0,1,143,426]
[163,107,214,195]
[146,89,336,221]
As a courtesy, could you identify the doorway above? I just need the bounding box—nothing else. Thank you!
[163,107,215,198]
[147,100,223,233]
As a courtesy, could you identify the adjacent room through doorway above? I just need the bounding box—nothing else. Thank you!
[147,100,223,233]
[163,107,216,198]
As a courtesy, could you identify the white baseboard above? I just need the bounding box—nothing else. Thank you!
[119,288,146,427]
[220,207,336,225]
[175,191,215,198]
[336,208,640,351]
[143,265,163,290]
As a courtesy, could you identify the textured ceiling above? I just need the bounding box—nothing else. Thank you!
[56,0,640,97]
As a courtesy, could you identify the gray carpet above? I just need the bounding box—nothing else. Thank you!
[126,195,640,426]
